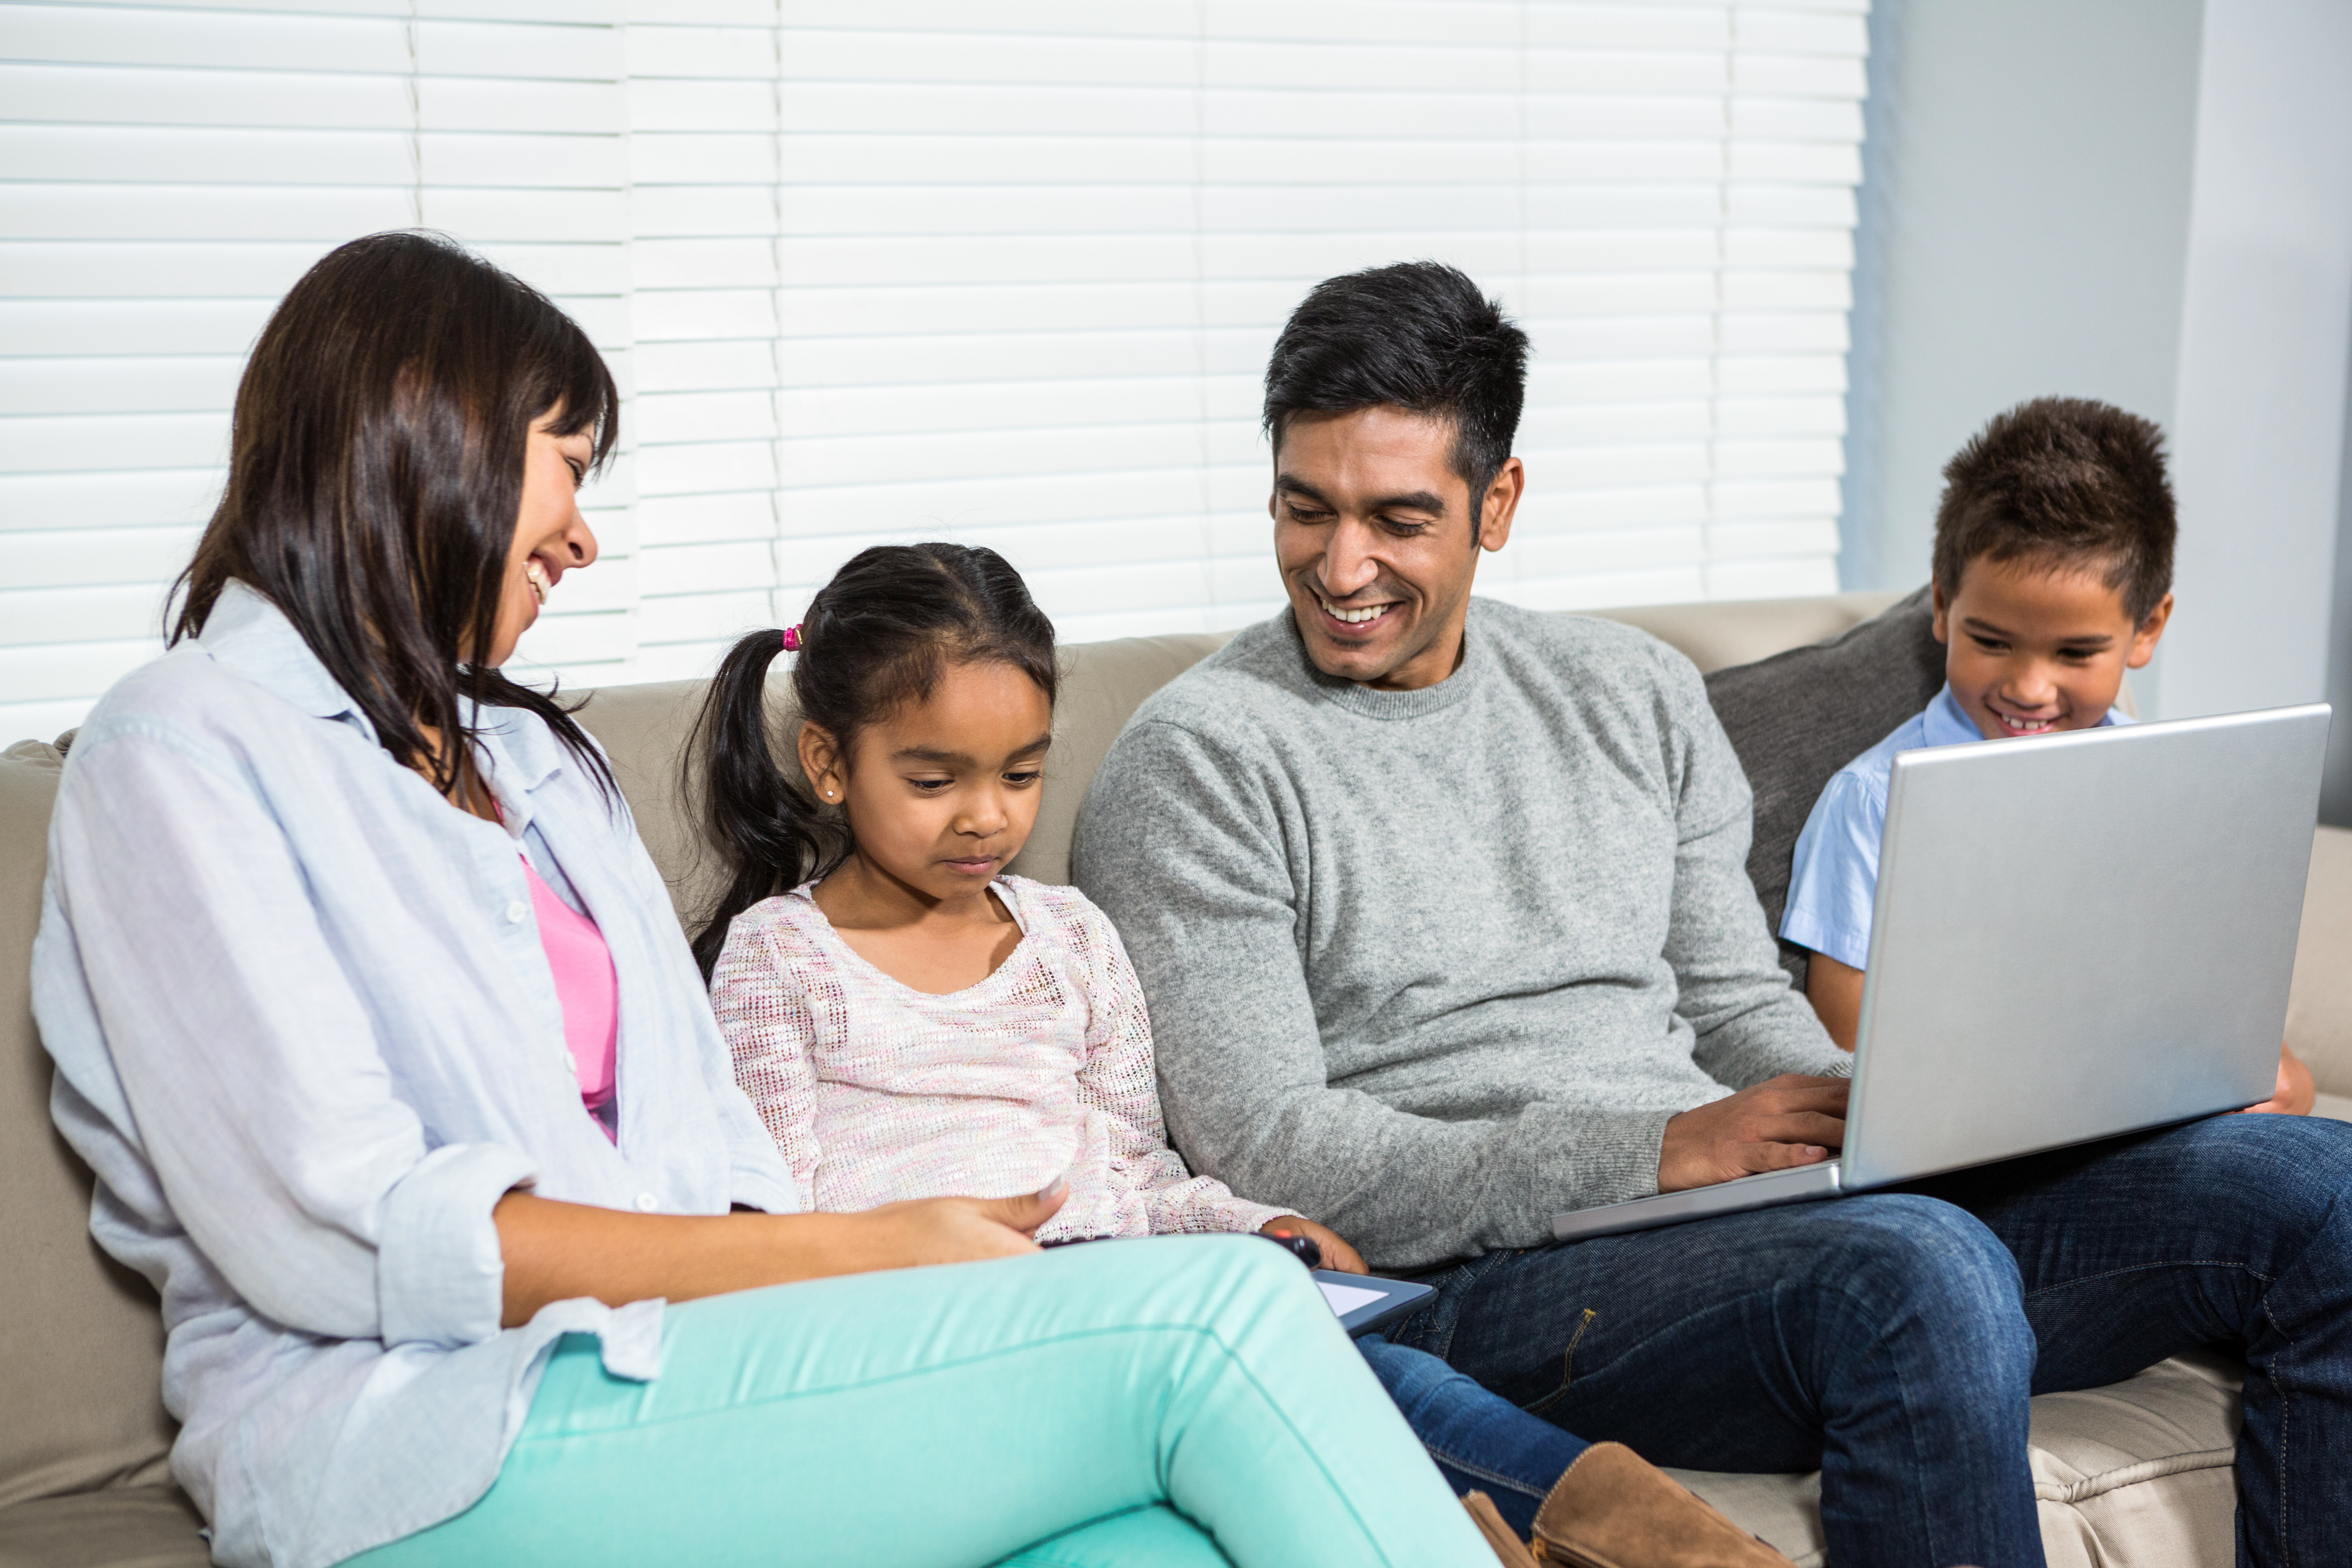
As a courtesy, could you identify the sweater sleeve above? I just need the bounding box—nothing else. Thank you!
[1651,645,1853,1087]
[1075,716,1693,1268]
[708,913,826,1196]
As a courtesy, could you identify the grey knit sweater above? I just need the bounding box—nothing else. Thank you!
[1070,599,1849,1269]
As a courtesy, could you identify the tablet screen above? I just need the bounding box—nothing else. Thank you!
[1317,1281,1389,1317]
[1310,1270,1436,1336]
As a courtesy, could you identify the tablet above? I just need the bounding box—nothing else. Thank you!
[1313,1270,1436,1336]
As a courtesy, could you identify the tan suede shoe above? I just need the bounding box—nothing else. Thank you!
[1527,1443,1795,1567]
[1463,1492,1541,1568]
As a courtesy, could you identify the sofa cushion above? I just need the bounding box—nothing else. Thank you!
[1699,587,1947,988]
[0,1484,208,1568]
[1672,1351,2243,1568]
[566,678,721,931]
[0,743,177,1513]
[1591,590,1907,677]
[1011,632,1234,888]
[572,602,1931,935]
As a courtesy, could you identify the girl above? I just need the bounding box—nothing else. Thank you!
[33,234,1493,1568]
[693,543,1791,1564]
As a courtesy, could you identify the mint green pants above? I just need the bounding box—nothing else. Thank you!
[349,1236,1486,1567]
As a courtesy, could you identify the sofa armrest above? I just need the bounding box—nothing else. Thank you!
[2290,826,2352,1098]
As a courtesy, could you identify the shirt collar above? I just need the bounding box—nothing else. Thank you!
[196,579,571,802]
[472,705,568,799]
[198,581,376,739]
[1923,684,1985,747]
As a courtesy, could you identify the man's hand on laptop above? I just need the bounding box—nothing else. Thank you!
[1657,1075,1849,1192]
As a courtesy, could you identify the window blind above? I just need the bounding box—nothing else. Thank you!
[0,0,637,744]
[2,0,1869,741]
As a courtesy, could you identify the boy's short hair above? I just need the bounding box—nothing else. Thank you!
[1932,396,2177,624]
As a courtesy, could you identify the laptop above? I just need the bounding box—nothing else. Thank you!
[1552,703,2331,1244]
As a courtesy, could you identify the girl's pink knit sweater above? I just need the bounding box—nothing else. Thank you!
[710,875,1289,1241]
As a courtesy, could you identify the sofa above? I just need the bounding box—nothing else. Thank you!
[5,589,2346,1568]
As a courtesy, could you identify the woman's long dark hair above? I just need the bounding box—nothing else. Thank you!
[687,543,1057,976]
[172,230,619,802]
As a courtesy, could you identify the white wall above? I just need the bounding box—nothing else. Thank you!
[1834,0,2352,757]
[1838,0,2204,597]
[1840,0,2352,731]
[2162,0,2352,719]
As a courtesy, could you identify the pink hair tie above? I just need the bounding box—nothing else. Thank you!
[780,624,802,652]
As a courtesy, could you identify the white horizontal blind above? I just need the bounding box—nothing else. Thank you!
[2,0,1869,740]
[632,0,1868,677]
[0,0,638,745]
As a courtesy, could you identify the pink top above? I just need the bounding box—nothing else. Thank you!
[710,875,1288,1241]
[522,854,617,1138]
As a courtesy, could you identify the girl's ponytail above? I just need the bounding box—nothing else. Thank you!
[686,627,837,977]
[686,542,1056,977]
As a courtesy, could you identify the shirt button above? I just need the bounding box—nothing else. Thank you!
[505,901,529,924]
[634,1193,659,1213]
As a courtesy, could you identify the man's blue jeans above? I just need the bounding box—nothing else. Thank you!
[1355,1334,1590,1537]
[1389,1112,2352,1568]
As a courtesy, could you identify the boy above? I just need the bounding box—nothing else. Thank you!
[1782,395,2312,1111]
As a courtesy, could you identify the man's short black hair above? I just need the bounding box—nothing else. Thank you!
[1932,396,2177,625]
[1263,261,1530,514]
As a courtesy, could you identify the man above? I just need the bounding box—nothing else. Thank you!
[1070,261,2352,1568]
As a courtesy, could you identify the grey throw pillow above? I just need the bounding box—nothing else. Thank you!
[1702,586,1945,988]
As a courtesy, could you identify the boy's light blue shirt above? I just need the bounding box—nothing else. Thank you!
[1780,684,2132,970]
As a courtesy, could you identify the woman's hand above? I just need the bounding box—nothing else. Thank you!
[1261,1214,1368,1274]
[2244,1043,2316,1116]
[860,1188,1067,1267]
[495,1181,1067,1327]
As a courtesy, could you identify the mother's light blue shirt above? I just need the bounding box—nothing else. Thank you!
[33,583,800,1568]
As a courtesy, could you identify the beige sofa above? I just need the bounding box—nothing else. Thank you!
[5,591,2347,1568]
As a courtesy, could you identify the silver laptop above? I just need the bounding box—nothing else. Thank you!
[1553,703,2331,1243]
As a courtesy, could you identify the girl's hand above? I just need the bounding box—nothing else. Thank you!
[2244,1043,2316,1116]
[1261,1215,1368,1274]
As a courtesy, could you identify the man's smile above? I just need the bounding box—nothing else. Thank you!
[1317,596,1398,628]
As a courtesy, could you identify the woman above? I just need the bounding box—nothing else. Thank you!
[32,233,1488,1568]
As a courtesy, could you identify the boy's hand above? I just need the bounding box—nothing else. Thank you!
[1260,1215,1368,1274]
[2243,1043,2315,1116]
[1658,1075,1847,1192]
